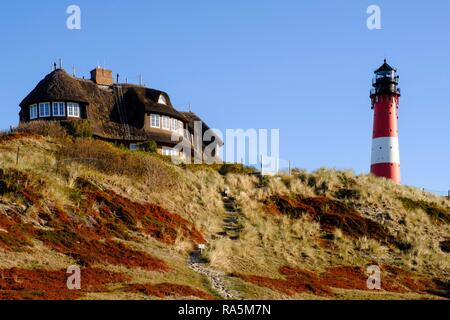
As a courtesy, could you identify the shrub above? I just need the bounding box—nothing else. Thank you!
[16,121,67,139]
[56,139,179,190]
[335,188,361,200]
[138,140,157,153]
[15,120,92,139]
[182,162,257,176]
[60,120,92,138]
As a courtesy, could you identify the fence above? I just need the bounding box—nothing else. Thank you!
[257,156,292,176]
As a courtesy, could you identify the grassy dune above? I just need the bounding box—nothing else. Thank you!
[0,130,448,300]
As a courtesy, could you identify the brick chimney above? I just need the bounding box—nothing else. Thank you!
[90,67,113,86]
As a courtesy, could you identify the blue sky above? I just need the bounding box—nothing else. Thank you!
[0,1,449,191]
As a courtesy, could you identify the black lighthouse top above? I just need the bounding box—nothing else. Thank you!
[370,59,401,98]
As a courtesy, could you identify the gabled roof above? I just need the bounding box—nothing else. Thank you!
[374,59,396,73]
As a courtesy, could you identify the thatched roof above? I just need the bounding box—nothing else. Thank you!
[20,69,89,107]
[180,111,223,145]
[19,69,215,143]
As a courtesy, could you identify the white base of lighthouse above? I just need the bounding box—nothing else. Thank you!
[370,137,401,184]
[371,137,400,165]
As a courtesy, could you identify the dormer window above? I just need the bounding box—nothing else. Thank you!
[29,104,38,120]
[158,95,168,105]
[39,102,50,117]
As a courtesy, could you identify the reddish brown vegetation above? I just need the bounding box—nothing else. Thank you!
[77,179,205,245]
[0,168,204,272]
[0,168,43,205]
[37,228,168,272]
[237,265,449,298]
[124,283,214,300]
[0,267,129,300]
[0,214,33,250]
[264,195,409,250]
[236,266,332,297]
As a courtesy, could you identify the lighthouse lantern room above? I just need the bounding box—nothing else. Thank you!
[370,59,401,184]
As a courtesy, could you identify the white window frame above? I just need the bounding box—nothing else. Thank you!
[67,102,80,118]
[162,146,178,157]
[158,95,168,105]
[39,102,50,118]
[150,114,160,128]
[52,102,65,117]
[171,118,178,132]
[162,116,170,130]
[29,104,38,120]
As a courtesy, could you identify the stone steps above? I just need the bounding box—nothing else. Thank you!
[217,189,243,241]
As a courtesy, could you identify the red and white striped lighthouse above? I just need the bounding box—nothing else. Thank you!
[370,59,401,184]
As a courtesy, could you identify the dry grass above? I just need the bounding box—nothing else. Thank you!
[56,139,179,190]
[205,168,449,296]
[0,134,448,300]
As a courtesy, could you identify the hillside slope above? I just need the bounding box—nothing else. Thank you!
[0,132,448,300]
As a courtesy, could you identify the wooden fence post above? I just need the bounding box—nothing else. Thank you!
[16,146,20,166]
[288,160,291,176]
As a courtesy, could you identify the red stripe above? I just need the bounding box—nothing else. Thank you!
[370,163,401,184]
[372,95,399,139]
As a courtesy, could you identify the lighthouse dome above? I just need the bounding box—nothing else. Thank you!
[374,59,396,74]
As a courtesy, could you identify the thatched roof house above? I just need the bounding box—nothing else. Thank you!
[19,67,221,156]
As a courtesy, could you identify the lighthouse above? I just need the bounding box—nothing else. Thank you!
[370,59,401,184]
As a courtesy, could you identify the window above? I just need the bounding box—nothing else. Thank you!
[67,102,80,117]
[162,116,170,130]
[52,102,65,117]
[177,120,184,135]
[162,147,178,157]
[158,95,168,105]
[38,103,50,117]
[151,114,160,128]
[130,143,138,151]
[171,118,177,132]
[29,104,38,120]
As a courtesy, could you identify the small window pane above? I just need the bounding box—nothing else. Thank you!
[30,104,38,120]
[151,114,160,128]
[162,116,170,130]
[39,103,50,117]
[53,102,65,116]
[67,103,80,118]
